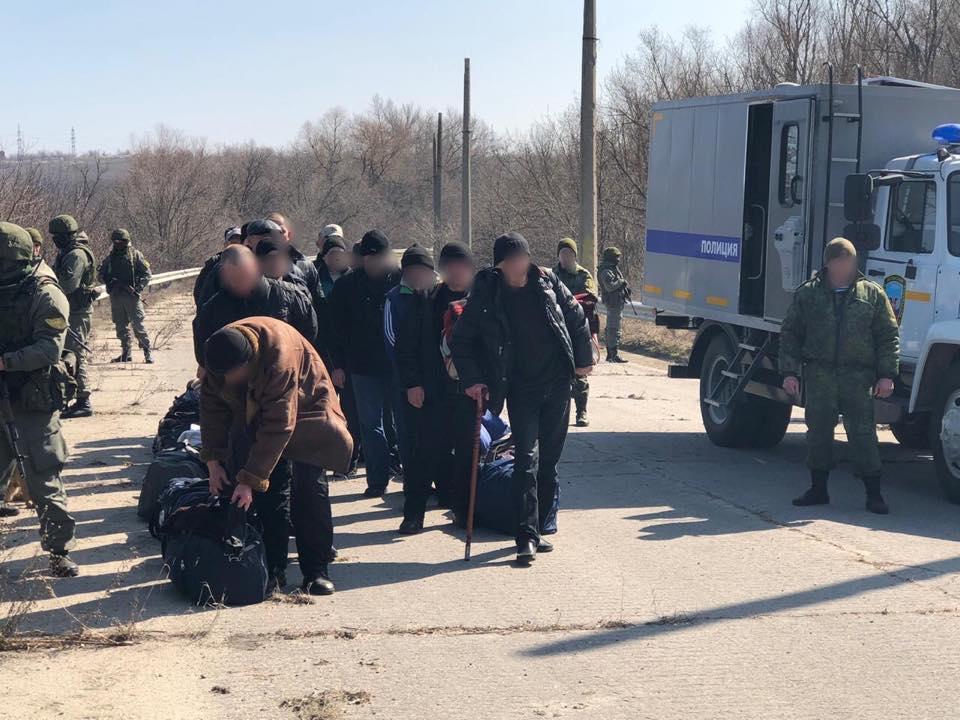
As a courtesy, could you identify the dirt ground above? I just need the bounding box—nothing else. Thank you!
[3,287,960,719]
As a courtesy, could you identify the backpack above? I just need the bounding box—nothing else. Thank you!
[474,457,560,536]
[154,479,268,607]
[137,445,207,521]
[153,381,202,454]
[440,298,468,380]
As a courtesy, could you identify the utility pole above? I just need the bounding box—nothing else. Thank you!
[433,112,443,251]
[70,126,77,157]
[16,124,23,160]
[461,58,472,249]
[579,0,598,276]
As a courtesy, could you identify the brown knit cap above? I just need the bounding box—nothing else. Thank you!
[823,237,857,263]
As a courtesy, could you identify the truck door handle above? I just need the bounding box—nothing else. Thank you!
[905,264,917,280]
[868,269,884,277]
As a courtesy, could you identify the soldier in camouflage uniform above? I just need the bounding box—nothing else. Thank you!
[25,227,44,260]
[99,229,153,364]
[779,237,900,514]
[50,215,98,418]
[598,246,630,363]
[0,222,79,576]
[554,237,597,426]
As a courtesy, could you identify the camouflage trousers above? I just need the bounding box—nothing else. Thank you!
[110,292,150,353]
[65,310,92,400]
[804,366,881,477]
[605,302,624,352]
[0,409,75,554]
[571,376,589,414]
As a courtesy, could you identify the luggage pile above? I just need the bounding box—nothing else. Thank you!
[152,380,202,454]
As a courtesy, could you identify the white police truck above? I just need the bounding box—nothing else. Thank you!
[642,69,960,501]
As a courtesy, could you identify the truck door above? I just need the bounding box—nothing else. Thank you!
[865,180,939,359]
[764,98,814,322]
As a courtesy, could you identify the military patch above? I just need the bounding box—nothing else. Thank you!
[883,274,906,325]
[44,316,68,330]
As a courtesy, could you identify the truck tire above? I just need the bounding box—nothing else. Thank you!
[930,364,960,503]
[699,334,755,447]
[890,414,931,449]
[745,396,792,449]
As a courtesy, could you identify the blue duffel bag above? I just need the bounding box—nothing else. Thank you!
[474,457,560,536]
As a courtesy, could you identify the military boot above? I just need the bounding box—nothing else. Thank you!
[49,553,80,578]
[607,350,629,364]
[575,396,589,427]
[61,397,93,419]
[792,470,830,506]
[0,502,20,517]
[111,348,132,363]
[302,565,335,596]
[143,346,155,364]
[863,475,890,515]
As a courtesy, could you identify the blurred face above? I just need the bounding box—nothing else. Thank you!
[499,253,531,287]
[268,214,293,242]
[324,247,349,273]
[404,265,436,291]
[363,252,394,278]
[224,364,251,386]
[558,247,577,271]
[33,243,42,259]
[220,255,261,297]
[260,251,291,280]
[826,254,858,288]
[441,259,475,293]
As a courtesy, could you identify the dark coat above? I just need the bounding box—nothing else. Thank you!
[396,283,464,402]
[192,277,318,367]
[193,252,223,310]
[450,265,592,413]
[328,268,400,376]
[200,317,353,490]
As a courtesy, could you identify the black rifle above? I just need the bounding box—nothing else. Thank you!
[66,327,92,354]
[0,375,28,514]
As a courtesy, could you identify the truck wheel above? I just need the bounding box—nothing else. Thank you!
[890,414,931,449]
[930,364,960,503]
[699,334,754,447]
[745,396,792,449]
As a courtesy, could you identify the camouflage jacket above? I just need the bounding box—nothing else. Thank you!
[597,261,627,305]
[553,263,597,296]
[779,271,900,380]
[99,247,151,293]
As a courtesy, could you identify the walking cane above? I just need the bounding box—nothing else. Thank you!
[464,395,484,561]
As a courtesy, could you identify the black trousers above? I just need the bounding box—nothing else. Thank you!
[506,378,571,545]
[339,380,362,469]
[404,392,477,520]
[229,424,334,578]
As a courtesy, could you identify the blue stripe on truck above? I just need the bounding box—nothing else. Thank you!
[646,229,741,263]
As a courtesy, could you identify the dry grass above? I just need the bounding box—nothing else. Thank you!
[605,315,693,363]
[279,690,372,720]
[150,314,186,351]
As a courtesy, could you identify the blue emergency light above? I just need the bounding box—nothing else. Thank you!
[933,123,960,145]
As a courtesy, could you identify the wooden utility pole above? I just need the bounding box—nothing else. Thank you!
[579,0,598,276]
[461,58,472,249]
[433,112,443,251]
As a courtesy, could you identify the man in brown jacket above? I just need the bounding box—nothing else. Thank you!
[200,316,352,595]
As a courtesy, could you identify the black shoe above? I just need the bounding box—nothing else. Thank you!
[363,486,386,499]
[609,353,629,364]
[863,476,889,514]
[575,411,589,427]
[398,517,424,535]
[110,352,132,363]
[0,503,20,517]
[516,540,537,564]
[49,553,80,577]
[268,569,288,592]
[793,471,829,506]
[537,539,554,553]
[301,566,335,595]
[143,348,155,364]
[61,399,92,418]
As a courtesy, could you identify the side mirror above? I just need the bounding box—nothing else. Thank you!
[844,222,881,252]
[843,174,874,223]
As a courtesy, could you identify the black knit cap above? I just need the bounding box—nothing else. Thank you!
[253,237,283,257]
[321,236,347,256]
[493,231,530,266]
[359,229,390,256]
[205,327,253,375]
[401,244,434,271]
[439,240,474,267]
[351,241,363,256]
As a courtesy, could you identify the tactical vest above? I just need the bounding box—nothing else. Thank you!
[103,248,138,289]
[0,272,77,411]
[54,242,98,308]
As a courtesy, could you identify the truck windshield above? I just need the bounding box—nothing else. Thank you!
[887,181,936,254]
[950,174,960,256]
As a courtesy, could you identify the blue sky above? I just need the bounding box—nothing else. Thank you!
[3,0,750,154]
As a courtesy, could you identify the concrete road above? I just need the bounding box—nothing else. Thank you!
[2,289,960,719]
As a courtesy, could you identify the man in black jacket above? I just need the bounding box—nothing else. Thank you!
[451,232,593,564]
[396,242,476,533]
[193,245,317,369]
[328,230,400,497]
[191,243,319,591]
[194,226,244,310]
[267,212,322,307]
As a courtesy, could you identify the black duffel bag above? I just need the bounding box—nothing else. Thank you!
[137,446,207,521]
[152,381,202,454]
[155,479,268,607]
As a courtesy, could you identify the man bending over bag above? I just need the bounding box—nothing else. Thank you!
[199,316,353,595]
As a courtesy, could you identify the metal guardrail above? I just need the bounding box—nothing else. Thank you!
[93,266,204,303]
[598,300,656,322]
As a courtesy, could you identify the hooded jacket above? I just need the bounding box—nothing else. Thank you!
[199,317,353,490]
[450,265,592,413]
[328,267,400,376]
